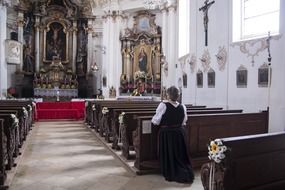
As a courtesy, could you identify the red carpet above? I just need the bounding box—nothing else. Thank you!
[36,101,85,120]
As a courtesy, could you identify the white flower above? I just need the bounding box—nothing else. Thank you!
[208,139,228,163]
[102,107,109,114]
[118,112,125,125]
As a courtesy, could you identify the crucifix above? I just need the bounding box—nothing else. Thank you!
[199,0,215,46]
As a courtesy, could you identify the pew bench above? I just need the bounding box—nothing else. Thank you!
[200,132,285,190]
[116,109,243,159]
[131,110,268,174]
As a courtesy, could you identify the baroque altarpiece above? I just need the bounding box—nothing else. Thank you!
[16,0,91,98]
[120,11,162,96]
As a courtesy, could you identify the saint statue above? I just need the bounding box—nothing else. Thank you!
[23,46,34,73]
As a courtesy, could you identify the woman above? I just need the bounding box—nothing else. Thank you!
[152,86,194,183]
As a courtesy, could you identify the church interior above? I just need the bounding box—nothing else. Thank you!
[0,0,285,189]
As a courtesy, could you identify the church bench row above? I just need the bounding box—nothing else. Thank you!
[200,132,285,190]
[132,110,268,174]
[0,106,32,144]
[89,102,213,144]
[0,101,34,189]
[85,101,246,162]
[112,109,243,159]
[85,100,160,129]
[85,100,200,129]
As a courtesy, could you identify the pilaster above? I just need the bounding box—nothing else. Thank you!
[0,4,7,97]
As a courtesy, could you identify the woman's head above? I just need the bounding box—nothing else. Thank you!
[166,86,180,101]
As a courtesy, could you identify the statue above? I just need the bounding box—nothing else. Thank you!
[23,46,34,73]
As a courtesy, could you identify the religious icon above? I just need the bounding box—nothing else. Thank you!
[207,69,215,88]
[197,71,203,88]
[138,48,147,73]
[236,66,247,88]
[258,64,271,87]
[45,22,67,62]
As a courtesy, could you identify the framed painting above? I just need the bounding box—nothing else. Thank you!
[207,68,215,88]
[258,64,271,87]
[236,66,247,88]
[43,21,69,64]
[196,70,203,88]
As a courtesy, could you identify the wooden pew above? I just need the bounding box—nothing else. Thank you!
[94,103,209,142]
[200,132,285,190]
[131,110,268,174]
[0,111,22,158]
[0,114,18,170]
[114,109,243,158]
[0,119,8,189]
[0,108,28,146]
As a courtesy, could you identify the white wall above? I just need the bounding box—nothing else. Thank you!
[183,0,285,132]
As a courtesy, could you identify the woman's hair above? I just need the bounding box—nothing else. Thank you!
[166,86,180,101]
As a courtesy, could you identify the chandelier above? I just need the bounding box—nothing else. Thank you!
[143,0,163,10]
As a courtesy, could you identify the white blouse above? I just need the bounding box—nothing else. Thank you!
[151,100,187,125]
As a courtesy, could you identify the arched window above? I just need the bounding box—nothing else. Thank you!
[232,0,280,42]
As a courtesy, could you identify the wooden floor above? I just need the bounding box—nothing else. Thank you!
[8,120,203,190]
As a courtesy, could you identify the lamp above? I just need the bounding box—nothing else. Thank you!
[143,0,163,10]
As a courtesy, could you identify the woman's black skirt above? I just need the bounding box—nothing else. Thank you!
[159,126,194,183]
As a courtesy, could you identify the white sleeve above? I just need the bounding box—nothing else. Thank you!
[182,104,187,125]
[151,102,166,125]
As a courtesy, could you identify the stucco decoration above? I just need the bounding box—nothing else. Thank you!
[200,48,211,72]
[216,46,227,71]
[5,39,22,64]
[188,54,197,73]
[0,0,12,6]
[231,35,282,66]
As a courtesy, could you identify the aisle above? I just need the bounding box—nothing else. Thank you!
[9,121,203,190]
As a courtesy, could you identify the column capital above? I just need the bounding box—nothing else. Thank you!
[17,19,25,27]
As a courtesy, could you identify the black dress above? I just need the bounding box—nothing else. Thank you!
[159,102,194,183]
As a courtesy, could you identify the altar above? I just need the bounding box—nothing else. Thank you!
[34,88,78,98]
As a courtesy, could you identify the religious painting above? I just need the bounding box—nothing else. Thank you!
[197,70,203,88]
[133,42,153,78]
[182,73,187,88]
[5,39,22,65]
[207,68,215,88]
[102,76,107,87]
[258,64,271,87]
[236,65,247,88]
[44,22,68,63]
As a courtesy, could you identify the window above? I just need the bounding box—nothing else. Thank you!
[232,0,280,42]
[178,0,190,57]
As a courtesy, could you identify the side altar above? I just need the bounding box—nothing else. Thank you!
[33,57,78,99]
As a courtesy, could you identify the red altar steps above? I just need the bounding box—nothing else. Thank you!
[35,101,85,120]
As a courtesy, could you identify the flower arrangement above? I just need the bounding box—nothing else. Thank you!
[102,107,109,114]
[118,112,125,125]
[208,139,227,163]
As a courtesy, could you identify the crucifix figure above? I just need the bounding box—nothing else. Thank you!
[199,0,215,46]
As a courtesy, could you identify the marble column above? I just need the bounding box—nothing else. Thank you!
[34,16,40,72]
[72,21,77,73]
[161,7,168,87]
[102,15,110,95]
[167,2,177,87]
[87,18,94,74]
[17,11,25,72]
[0,4,7,97]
